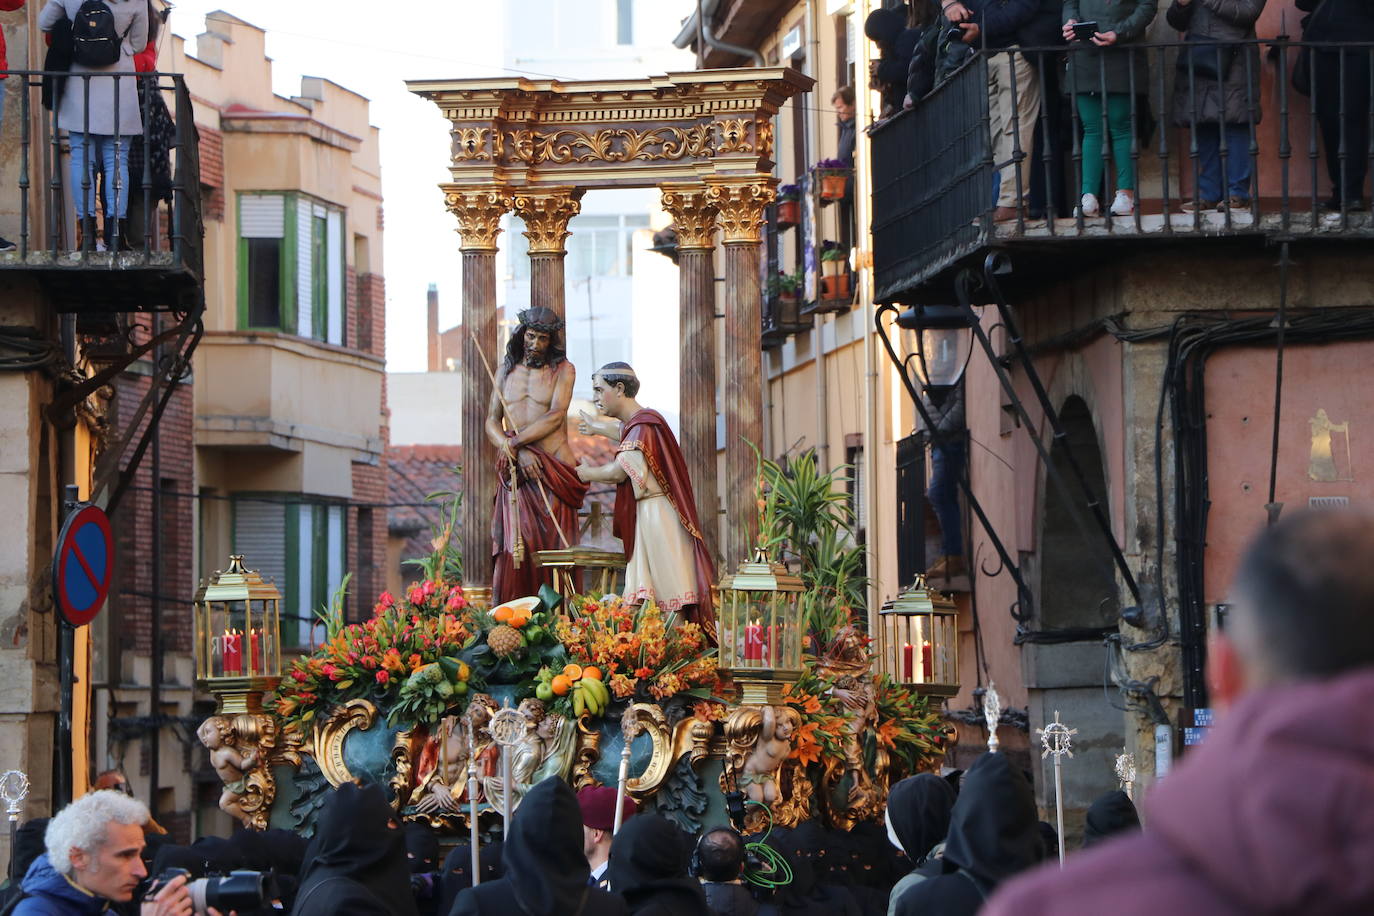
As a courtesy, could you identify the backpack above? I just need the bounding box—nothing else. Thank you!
[72,0,122,67]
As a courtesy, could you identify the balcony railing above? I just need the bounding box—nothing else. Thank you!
[871,40,1374,301]
[0,70,203,312]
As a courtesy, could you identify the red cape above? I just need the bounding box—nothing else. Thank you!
[491,445,588,605]
[613,409,716,632]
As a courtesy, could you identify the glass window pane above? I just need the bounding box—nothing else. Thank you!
[246,238,281,328]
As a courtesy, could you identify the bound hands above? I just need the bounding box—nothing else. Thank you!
[503,431,544,482]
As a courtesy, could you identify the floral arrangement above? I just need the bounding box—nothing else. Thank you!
[778,183,801,202]
[814,157,850,172]
[554,595,720,704]
[821,240,849,263]
[272,579,479,730]
[766,268,804,299]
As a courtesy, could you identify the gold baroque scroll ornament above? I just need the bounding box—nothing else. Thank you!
[659,185,718,251]
[454,127,493,161]
[704,177,778,245]
[620,703,674,798]
[312,698,380,787]
[504,125,716,166]
[513,188,583,254]
[716,118,752,154]
[442,186,513,252]
[720,704,803,833]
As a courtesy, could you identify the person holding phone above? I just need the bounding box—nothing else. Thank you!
[1062,0,1158,217]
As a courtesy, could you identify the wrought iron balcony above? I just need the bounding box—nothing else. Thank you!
[871,40,1374,302]
[0,71,204,313]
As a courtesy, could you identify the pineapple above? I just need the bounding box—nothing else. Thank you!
[487,624,524,657]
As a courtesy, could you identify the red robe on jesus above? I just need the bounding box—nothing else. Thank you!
[491,445,588,604]
[611,409,716,633]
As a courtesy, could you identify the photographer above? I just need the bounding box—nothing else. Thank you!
[12,790,227,916]
[694,828,776,916]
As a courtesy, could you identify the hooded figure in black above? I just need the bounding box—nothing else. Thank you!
[790,822,859,916]
[606,815,706,916]
[437,841,505,916]
[292,781,419,916]
[893,753,1040,916]
[884,773,956,912]
[766,828,826,916]
[1081,789,1141,848]
[449,776,627,916]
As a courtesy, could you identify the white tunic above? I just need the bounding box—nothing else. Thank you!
[614,448,701,612]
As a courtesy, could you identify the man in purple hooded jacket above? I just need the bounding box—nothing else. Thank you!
[986,508,1374,915]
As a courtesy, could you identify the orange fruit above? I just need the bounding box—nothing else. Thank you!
[582,666,603,681]
[493,606,513,624]
[562,663,584,681]
[509,611,531,629]
[551,674,573,696]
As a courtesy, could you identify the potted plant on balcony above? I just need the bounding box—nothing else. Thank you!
[819,242,851,301]
[764,268,805,345]
[814,158,851,201]
[776,184,801,230]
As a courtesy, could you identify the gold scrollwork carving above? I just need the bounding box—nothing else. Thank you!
[312,699,380,788]
[753,117,775,161]
[504,125,716,166]
[716,118,752,154]
[771,759,814,829]
[703,177,778,245]
[659,185,718,251]
[513,188,583,254]
[571,712,603,790]
[454,127,493,161]
[442,186,513,252]
[621,703,672,798]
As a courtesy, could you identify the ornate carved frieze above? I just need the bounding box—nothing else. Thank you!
[453,127,494,161]
[442,186,514,252]
[513,187,584,254]
[703,177,778,246]
[506,125,716,166]
[659,185,718,251]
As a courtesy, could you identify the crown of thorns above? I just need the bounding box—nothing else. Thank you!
[517,308,565,333]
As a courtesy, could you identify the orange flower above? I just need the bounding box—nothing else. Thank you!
[381,648,406,673]
[790,721,823,765]
[878,719,901,750]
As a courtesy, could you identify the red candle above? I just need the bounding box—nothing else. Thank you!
[250,629,262,675]
[222,630,242,676]
[744,623,763,662]
[922,640,933,680]
[902,643,914,680]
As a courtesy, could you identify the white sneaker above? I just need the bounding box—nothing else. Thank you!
[1077,193,1100,218]
[1110,191,1135,216]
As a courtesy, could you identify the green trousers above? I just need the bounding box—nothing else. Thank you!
[1077,93,1136,194]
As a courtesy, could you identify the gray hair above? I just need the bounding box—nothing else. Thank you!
[45,790,149,875]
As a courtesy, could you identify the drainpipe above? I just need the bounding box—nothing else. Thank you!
[805,0,830,473]
[856,0,881,626]
[679,0,766,66]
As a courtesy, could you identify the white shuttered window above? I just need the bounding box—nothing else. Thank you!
[238,192,346,345]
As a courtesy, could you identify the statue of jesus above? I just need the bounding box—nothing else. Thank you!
[576,362,716,631]
[487,307,588,603]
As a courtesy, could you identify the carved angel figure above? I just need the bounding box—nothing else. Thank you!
[728,705,803,806]
[483,698,556,809]
[197,716,259,826]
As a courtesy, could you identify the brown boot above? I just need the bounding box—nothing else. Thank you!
[75,215,97,252]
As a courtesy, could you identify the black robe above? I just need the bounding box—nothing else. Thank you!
[292,781,419,916]
[894,753,1041,916]
[448,777,626,916]
[607,816,707,916]
[886,774,955,867]
[1082,789,1141,848]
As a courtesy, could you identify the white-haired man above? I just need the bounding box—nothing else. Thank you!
[14,789,216,915]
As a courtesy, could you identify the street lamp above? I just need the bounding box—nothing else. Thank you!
[194,555,283,714]
[893,305,974,397]
[877,576,959,697]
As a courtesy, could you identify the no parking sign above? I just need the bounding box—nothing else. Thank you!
[52,504,114,627]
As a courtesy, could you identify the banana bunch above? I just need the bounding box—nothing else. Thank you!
[573,675,610,717]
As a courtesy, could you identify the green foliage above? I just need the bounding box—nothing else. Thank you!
[314,572,352,643]
[403,469,464,583]
[757,448,869,640]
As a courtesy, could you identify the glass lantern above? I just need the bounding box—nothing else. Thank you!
[194,555,283,713]
[878,576,959,697]
[895,305,973,394]
[718,549,804,705]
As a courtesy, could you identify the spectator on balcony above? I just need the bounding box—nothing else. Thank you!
[0,0,24,252]
[866,7,922,119]
[943,0,1044,221]
[38,0,148,252]
[1063,0,1158,218]
[1022,0,1071,219]
[1298,0,1374,211]
[922,379,965,582]
[1167,0,1266,214]
[834,85,856,167]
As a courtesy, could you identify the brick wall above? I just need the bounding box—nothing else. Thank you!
[346,265,359,352]
[198,126,225,223]
[349,462,389,621]
[358,272,386,360]
[109,370,195,658]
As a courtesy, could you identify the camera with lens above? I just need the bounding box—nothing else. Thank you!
[148,867,272,914]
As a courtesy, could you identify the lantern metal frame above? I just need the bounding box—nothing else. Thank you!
[718,548,805,705]
[194,555,283,714]
[877,576,960,697]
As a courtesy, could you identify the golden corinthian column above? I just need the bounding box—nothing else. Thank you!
[514,187,584,321]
